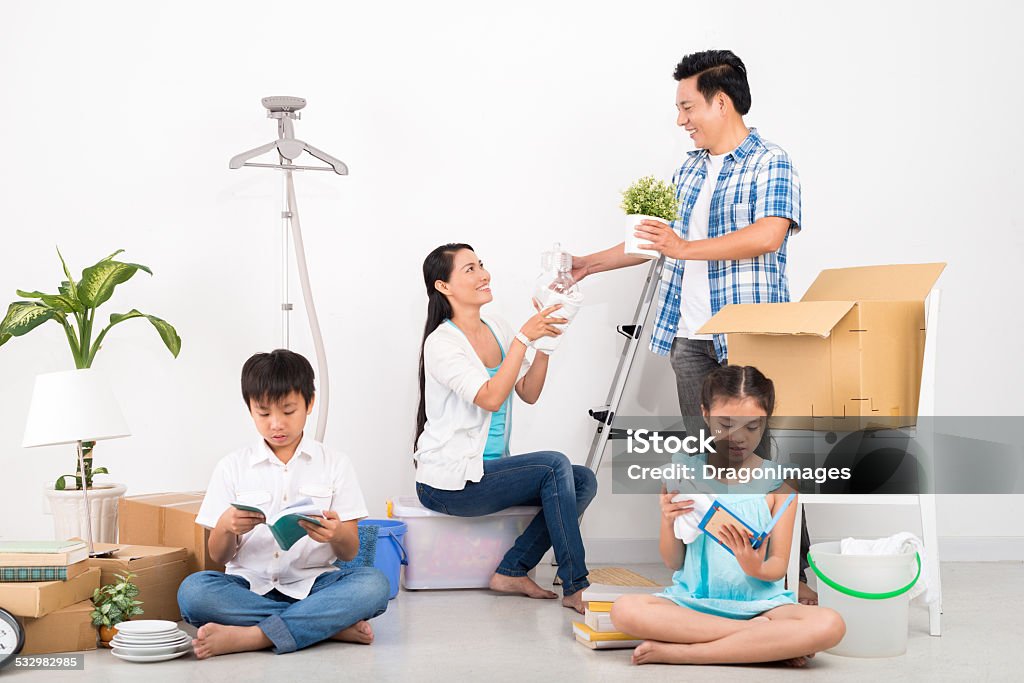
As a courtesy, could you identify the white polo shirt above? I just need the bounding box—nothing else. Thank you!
[195,434,368,599]
[414,314,531,490]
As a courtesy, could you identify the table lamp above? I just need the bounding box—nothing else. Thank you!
[22,369,130,556]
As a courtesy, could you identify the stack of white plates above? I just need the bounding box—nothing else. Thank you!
[110,620,192,663]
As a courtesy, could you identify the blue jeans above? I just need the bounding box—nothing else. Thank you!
[416,450,598,596]
[177,566,389,654]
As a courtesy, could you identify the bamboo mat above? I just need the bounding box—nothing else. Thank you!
[586,567,660,587]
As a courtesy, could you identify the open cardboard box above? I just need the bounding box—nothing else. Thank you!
[86,543,189,622]
[699,263,945,429]
[118,492,224,575]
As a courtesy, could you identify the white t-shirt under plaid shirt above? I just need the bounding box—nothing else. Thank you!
[651,128,802,362]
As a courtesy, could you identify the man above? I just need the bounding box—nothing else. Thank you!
[573,49,815,602]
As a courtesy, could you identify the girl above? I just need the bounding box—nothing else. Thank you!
[413,243,597,613]
[611,366,845,665]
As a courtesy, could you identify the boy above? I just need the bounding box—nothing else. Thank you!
[177,349,389,657]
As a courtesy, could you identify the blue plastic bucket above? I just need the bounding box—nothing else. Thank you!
[359,519,408,599]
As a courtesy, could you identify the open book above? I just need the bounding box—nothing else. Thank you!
[698,493,796,556]
[231,497,326,551]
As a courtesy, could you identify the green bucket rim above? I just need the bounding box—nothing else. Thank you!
[807,550,921,601]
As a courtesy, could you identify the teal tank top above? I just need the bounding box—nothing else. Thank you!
[445,320,508,460]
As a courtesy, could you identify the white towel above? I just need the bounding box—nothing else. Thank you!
[670,491,715,544]
[840,532,936,603]
[533,288,583,353]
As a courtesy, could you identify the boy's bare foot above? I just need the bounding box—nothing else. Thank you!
[331,620,374,644]
[798,582,818,605]
[192,623,271,659]
[632,640,694,665]
[489,573,557,599]
[562,591,585,614]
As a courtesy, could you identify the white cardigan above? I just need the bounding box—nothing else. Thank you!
[414,314,531,490]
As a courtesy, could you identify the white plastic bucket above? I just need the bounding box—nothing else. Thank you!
[807,541,921,658]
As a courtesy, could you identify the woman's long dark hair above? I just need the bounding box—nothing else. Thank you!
[700,365,776,458]
[416,243,474,447]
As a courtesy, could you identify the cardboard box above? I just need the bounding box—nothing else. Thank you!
[87,543,189,622]
[20,600,97,655]
[118,492,224,575]
[0,567,100,618]
[700,263,945,428]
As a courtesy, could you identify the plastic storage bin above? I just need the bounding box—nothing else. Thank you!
[389,497,540,589]
[807,541,921,657]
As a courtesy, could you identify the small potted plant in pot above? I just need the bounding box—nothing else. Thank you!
[0,248,181,542]
[620,176,682,259]
[91,572,144,647]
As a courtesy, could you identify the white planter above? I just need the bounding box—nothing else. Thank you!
[624,213,666,259]
[43,482,127,543]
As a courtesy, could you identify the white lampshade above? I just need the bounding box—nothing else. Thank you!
[23,369,131,447]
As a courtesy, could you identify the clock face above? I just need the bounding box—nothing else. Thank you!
[0,609,25,667]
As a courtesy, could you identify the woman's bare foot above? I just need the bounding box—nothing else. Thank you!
[798,582,818,605]
[331,620,374,644]
[632,640,694,665]
[562,591,585,614]
[489,573,557,599]
[192,623,271,659]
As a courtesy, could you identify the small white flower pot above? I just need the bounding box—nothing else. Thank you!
[43,482,127,543]
[624,214,665,259]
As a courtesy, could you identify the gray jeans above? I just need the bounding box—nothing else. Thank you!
[669,337,811,585]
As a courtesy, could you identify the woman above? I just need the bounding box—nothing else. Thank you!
[414,243,597,613]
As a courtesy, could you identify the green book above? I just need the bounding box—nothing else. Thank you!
[231,498,325,551]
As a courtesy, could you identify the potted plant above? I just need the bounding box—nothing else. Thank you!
[0,248,181,541]
[90,572,144,646]
[620,175,682,259]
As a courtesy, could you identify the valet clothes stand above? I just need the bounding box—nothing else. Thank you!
[784,290,943,637]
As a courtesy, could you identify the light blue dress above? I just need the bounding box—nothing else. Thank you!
[657,453,796,618]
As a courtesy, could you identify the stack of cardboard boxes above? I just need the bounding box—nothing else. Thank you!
[1,491,217,655]
[0,542,101,655]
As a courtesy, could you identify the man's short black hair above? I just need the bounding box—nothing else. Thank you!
[674,49,751,116]
[241,349,315,409]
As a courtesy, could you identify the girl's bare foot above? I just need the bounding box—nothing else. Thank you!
[781,653,815,667]
[331,620,374,644]
[562,591,584,614]
[632,640,694,665]
[489,573,557,599]
[798,582,818,605]
[192,623,271,659]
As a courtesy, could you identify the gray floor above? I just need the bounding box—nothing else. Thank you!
[7,561,1022,682]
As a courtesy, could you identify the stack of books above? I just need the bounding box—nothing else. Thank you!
[572,583,655,650]
[0,540,90,582]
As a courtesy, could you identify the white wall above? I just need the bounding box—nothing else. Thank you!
[2,1,1022,558]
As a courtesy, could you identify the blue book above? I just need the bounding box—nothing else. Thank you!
[231,497,326,551]
[697,493,796,556]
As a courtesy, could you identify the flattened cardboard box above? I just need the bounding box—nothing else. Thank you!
[87,543,189,622]
[700,263,945,430]
[118,492,224,575]
[0,567,100,618]
[20,599,97,655]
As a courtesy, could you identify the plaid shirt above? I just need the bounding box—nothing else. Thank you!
[650,128,802,362]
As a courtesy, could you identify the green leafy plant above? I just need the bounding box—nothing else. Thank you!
[0,248,181,490]
[90,572,144,629]
[620,176,681,221]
